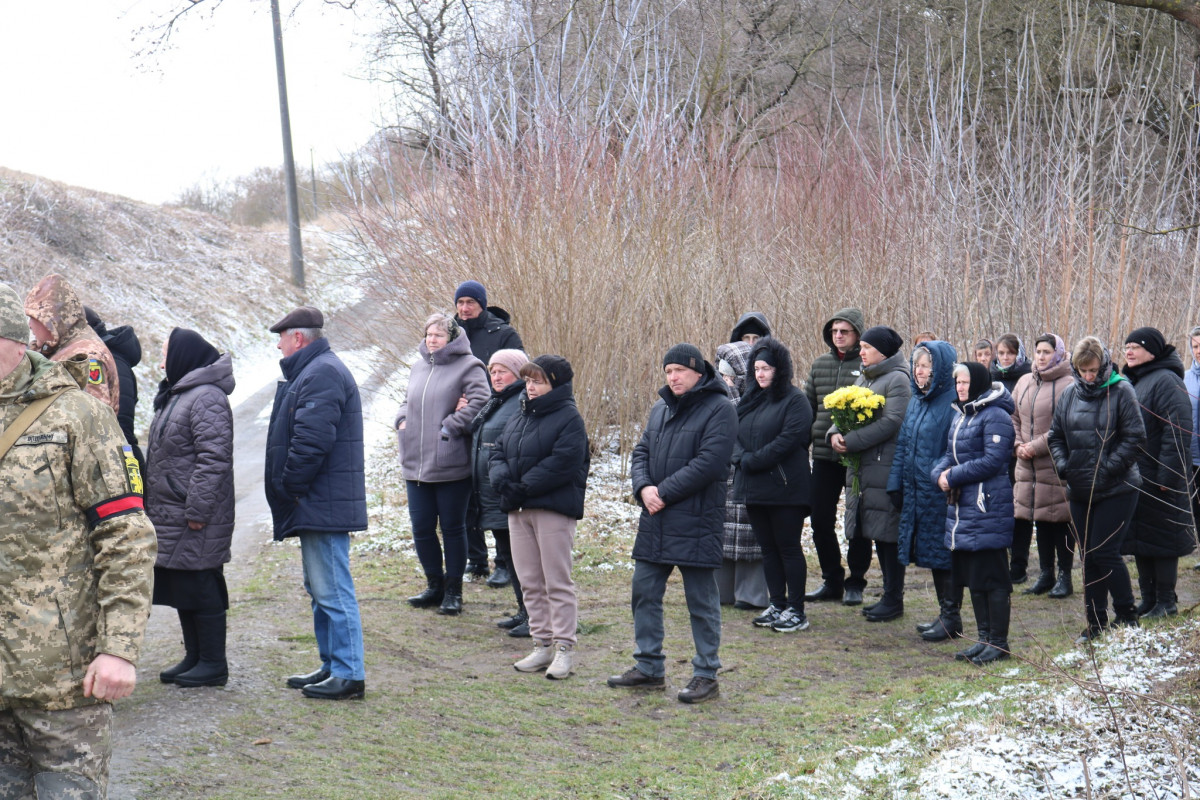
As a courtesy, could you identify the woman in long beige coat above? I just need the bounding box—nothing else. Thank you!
[1011,333,1075,598]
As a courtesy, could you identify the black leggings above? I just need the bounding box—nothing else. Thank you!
[1070,492,1137,629]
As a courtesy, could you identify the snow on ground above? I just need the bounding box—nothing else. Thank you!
[777,621,1200,799]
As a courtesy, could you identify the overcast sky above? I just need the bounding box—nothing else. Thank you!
[0,1,387,204]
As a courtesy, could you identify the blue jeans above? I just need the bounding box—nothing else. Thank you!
[631,561,722,679]
[406,479,471,580]
[298,532,365,681]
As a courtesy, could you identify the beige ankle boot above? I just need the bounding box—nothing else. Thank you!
[514,641,554,672]
[545,642,574,680]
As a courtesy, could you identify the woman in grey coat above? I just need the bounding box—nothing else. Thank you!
[396,313,491,615]
[829,326,912,622]
[146,328,235,688]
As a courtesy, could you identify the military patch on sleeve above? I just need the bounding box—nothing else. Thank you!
[87,359,105,385]
[123,446,144,495]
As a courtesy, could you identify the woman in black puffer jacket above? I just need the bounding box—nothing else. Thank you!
[146,328,235,688]
[1121,327,1197,619]
[490,355,589,680]
[1048,337,1146,644]
[469,349,531,636]
[733,338,814,633]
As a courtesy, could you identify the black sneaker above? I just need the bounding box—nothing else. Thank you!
[677,676,719,704]
[771,608,810,633]
[752,605,783,628]
[606,668,665,689]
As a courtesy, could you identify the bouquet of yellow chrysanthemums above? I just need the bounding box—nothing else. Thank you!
[823,385,887,496]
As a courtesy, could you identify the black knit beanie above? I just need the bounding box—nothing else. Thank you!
[663,343,706,374]
[750,344,777,368]
[532,354,573,388]
[860,326,903,358]
[1125,327,1166,359]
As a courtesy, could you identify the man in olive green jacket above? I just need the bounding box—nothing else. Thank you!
[0,283,156,798]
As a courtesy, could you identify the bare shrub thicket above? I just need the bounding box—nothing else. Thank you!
[340,0,1200,452]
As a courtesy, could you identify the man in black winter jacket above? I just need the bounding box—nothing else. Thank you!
[454,280,525,580]
[608,344,736,705]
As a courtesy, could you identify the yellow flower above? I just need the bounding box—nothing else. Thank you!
[857,413,866,421]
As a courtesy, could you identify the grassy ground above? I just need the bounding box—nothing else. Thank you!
[113,485,1195,800]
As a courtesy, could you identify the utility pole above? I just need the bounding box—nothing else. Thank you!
[271,0,304,288]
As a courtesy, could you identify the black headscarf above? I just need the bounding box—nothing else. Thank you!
[956,361,993,407]
[154,327,220,410]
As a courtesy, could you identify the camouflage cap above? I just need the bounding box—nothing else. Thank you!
[0,283,29,343]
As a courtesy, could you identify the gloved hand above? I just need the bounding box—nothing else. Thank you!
[888,490,903,511]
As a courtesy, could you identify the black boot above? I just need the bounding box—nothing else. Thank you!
[865,546,904,622]
[955,590,990,661]
[1134,556,1156,616]
[408,575,444,608]
[160,610,199,683]
[1047,569,1073,598]
[1144,558,1178,618]
[969,590,1011,664]
[921,571,963,641]
[174,611,229,687]
[1024,570,1055,595]
[438,577,463,615]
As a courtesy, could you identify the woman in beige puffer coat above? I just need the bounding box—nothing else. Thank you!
[1012,333,1074,598]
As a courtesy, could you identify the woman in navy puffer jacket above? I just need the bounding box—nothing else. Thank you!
[887,340,959,641]
[932,362,1015,665]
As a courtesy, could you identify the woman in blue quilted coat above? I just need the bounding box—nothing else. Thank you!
[932,362,1015,665]
[887,340,959,641]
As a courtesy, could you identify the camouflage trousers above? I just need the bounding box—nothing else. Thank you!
[0,705,111,800]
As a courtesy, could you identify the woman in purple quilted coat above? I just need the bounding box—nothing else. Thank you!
[146,328,235,688]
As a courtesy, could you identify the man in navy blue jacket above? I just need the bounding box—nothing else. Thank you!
[608,344,736,704]
[265,306,368,700]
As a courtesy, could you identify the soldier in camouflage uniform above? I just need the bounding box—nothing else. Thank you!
[23,274,121,415]
[0,283,156,799]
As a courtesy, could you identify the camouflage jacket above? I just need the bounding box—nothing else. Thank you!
[24,273,121,414]
[0,352,156,711]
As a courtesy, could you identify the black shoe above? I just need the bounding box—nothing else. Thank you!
[1135,597,1156,616]
[1047,570,1073,599]
[1075,626,1104,645]
[677,676,719,704]
[495,611,527,629]
[408,577,445,609]
[842,588,864,606]
[1024,570,1056,595]
[919,617,962,641]
[486,566,511,588]
[968,644,1010,665]
[286,667,331,689]
[607,668,665,689]
[805,582,844,602]
[1141,602,1178,620]
[864,601,903,622]
[302,676,365,700]
[1009,567,1028,585]
[159,654,199,684]
[732,600,763,610]
[915,617,939,633]
[173,660,229,688]
[507,619,531,638]
[438,592,463,616]
[465,562,491,579]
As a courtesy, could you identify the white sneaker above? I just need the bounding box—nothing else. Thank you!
[545,642,574,680]
[514,641,555,672]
